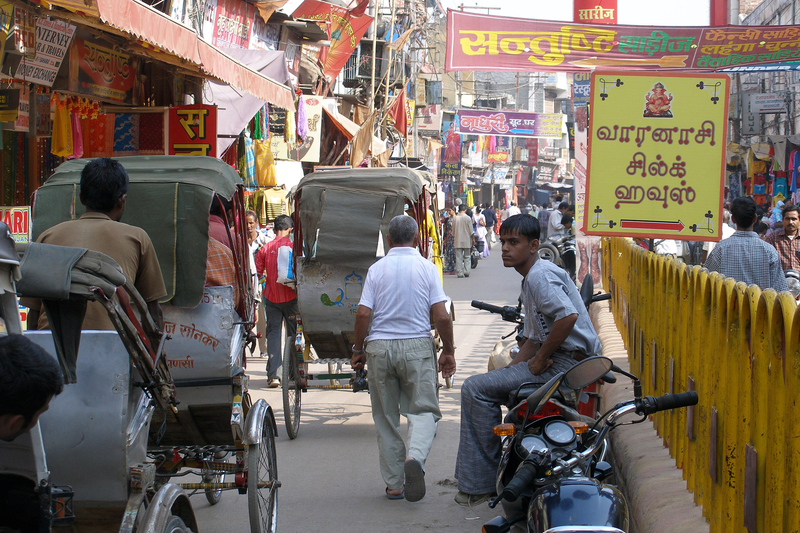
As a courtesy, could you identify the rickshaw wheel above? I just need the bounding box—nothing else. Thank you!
[247,413,278,533]
[203,460,226,505]
[282,335,301,439]
[163,515,193,533]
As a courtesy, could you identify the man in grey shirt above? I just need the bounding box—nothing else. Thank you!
[705,197,788,292]
[454,214,602,505]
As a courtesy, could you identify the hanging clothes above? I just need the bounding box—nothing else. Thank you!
[255,135,276,187]
[68,112,84,159]
[243,132,256,187]
[285,110,296,145]
[297,96,308,140]
[51,95,73,158]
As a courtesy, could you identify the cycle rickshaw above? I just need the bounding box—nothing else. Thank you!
[0,156,279,532]
[280,167,449,439]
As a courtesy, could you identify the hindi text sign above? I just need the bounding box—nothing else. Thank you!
[574,0,617,25]
[456,109,563,139]
[168,105,218,157]
[446,10,800,73]
[69,37,138,104]
[583,71,728,241]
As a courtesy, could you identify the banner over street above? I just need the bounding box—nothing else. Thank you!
[446,10,800,73]
[583,71,728,241]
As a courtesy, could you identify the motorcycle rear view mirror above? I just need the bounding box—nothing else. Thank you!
[563,356,614,390]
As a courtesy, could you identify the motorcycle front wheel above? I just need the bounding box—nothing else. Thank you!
[537,243,561,266]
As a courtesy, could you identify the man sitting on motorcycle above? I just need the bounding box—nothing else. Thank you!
[454,214,602,506]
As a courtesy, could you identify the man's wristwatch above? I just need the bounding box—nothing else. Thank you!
[352,344,365,354]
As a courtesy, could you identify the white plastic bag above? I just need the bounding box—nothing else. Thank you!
[276,245,295,286]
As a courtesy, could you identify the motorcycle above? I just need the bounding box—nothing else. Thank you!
[482,356,699,533]
[786,270,800,303]
[536,234,576,280]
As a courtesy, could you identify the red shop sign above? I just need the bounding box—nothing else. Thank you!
[574,0,617,25]
[69,37,138,104]
[168,105,218,157]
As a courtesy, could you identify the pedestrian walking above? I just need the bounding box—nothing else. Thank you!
[483,204,498,245]
[765,204,800,272]
[442,208,456,274]
[254,214,299,387]
[452,205,474,278]
[350,215,456,502]
[247,210,272,357]
[473,207,489,258]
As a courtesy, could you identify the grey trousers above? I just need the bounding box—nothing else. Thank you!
[454,353,575,495]
[366,337,441,491]
[455,247,471,277]
[263,297,298,381]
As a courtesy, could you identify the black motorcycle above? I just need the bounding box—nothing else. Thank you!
[482,357,698,533]
[536,234,576,281]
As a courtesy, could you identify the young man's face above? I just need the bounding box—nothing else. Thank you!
[500,230,539,271]
[0,396,53,442]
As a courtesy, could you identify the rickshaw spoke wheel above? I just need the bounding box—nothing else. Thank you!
[203,452,227,505]
[282,335,301,439]
[247,414,278,533]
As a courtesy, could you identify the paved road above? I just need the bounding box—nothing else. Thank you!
[193,242,524,532]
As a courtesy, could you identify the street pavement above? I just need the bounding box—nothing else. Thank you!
[192,241,524,532]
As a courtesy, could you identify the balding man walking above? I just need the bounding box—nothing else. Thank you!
[351,215,456,503]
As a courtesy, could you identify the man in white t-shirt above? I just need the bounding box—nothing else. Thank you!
[351,215,456,503]
[506,202,521,217]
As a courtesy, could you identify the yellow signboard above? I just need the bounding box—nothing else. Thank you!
[583,71,728,241]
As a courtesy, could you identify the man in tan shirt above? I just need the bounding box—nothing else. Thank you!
[27,158,167,331]
[452,205,474,278]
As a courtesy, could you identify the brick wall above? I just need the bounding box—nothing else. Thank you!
[740,0,767,15]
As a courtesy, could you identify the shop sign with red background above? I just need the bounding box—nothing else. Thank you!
[574,0,617,25]
[291,0,372,82]
[446,10,800,73]
[213,0,253,49]
[168,105,218,157]
[527,138,539,166]
[69,37,138,104]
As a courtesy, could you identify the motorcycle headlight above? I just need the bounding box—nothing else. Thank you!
[787,276,800,298]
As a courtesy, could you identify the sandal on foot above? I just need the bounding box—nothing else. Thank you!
[385,487,405,500]
[404,459,426,502]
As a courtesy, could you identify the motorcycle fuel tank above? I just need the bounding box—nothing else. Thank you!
[528,479,629,532]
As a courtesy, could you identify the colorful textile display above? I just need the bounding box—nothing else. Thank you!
[243,132,256,187]
[81,114,114,158]
[296,95,308,140]
[51,95,73,158]
[285,109,296,145]
[139,112,165,155]
[68,112,84,159]
[255,136,276,187]
[113,114,140,156]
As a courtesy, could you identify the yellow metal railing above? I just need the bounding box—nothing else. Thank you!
[602,237,800,533]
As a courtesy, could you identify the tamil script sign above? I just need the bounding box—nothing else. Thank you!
[583,71,728,241]
[168,105,218,157]
[14,18,75,86]
[446,10,800,73]
[455,109,563,139]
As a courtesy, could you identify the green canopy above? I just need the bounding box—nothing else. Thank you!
[293,168,436,270]
[32,156,243,308]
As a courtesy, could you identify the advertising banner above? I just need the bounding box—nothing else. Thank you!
[14,18,75,87]
[0,2,13,70]
[748,93,785,113]
[573,71,591,106]
[527,138,539,166]
[416,104,443,132]
[446,10,800,73]
[574,0,617,25]
[212,0,254,49]
[0,207,30,243]
[583,71,728,241]
[168,105,218,157]
[13,85,28,132]
[299,95,323,163]
[69,37,138,104]
[292,0,372,83]
[456,109,563,139]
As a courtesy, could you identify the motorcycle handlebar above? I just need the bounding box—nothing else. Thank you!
[637,392,698,416]
[471,300,504,314]
[591,293,612,303]
[490,462,539,508]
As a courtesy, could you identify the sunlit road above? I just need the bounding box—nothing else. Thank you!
[193,242,522,532]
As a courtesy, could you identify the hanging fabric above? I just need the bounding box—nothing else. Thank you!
[296,95,308,141]
[253,109,262,140]
[243,132,256,187]
[285,109,296,145]
[51,95,73,158]
[68,112,84,159]
[255,135,276,187]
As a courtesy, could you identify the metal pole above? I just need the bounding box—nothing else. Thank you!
[370,0,379,113]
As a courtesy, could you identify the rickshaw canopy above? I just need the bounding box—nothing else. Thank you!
[293,167,436,270]
[32,156,243,308]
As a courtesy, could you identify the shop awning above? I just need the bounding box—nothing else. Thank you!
[94,0,294,109]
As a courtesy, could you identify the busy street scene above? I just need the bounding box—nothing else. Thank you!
[0,0,799,532]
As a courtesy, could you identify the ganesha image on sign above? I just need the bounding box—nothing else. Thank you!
[643,82,673,118]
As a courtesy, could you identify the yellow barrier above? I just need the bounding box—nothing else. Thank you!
[602,237,800,533]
